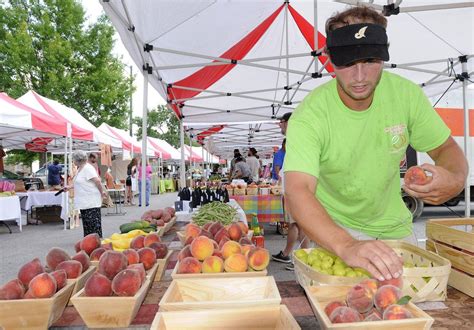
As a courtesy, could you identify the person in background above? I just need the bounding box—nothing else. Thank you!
[284,6,468,281]
[137,158,152,207]
[88,153,100,176]
[229,149,241,179]
[66,150,107,237]
[232,156,251,183]
[104,168,114,189]
[272,139,285,183]
[246,147,260,183]
[47,159,62,190]
[126,158,137,205]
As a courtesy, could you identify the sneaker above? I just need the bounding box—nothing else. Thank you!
[285,263,295,271]
[272,251,291,263]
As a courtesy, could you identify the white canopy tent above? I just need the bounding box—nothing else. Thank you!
[102,0,473,211]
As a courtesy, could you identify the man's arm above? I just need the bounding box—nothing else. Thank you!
[403,137,468,204]
[285,171,403,281]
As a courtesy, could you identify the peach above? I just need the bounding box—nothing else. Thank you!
[74,240,81,253]
[378,277,403,289]
[221,241,242,260]
[130,235,145,250]
[84,272,112,297]
[112,269,142,296]
[237,222,249,234]
[203,222,214,231]
[202,256,224,273]
[185,223,201,239]
[28,273,57,298]
[218,236,230,249]
[0,279,25,300]
[199,229,213,240]
[50,270,67,291]
[346,284,374,313]
[324,301,346,318]
[239,237,252,245]
[101,242,113,250]
[224,253,248,272]
[383,304,413,320]
[209,222,224,236]
[80,233,101,255]
[56,260,83,279]
[46,247,71,270]
[404,166,430,185]
[138,247,156,270]
[228,223,242,241]
[72,250,91,271]
[214,228,230,244]
[148,242,168,259]
[190,236,214,261]
[127,263,146,284]
[374,285,402,312]
[23,290,35,299]
[241,245,253,257]
[90,247,106,261]
[98,250,128,279]
[248,248,270,271]
[144,233,161,247]
[329,306,363,323]
[184,236,195,246]
[211,239,219,250]
[177,257,202,274]
[123,249,140,265]
[360,278,379,295]
[178,245,193,262]
[212,250,224,259]
[17,258,45,287]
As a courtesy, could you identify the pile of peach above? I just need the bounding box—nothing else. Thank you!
[325,277,413,323]
[177,222,269,274]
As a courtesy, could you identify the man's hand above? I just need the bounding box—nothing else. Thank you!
[338,239,403,281]
[403,163,464,205]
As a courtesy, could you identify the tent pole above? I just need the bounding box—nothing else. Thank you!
[202,146,205,183]
[314,0,318,73]
[179,119,186,188]
[141,69,149,208]
[63,124,71,231]
[285,1,290,104]
[461,57,470,217]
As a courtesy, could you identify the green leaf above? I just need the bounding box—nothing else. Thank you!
[397,295,412,305]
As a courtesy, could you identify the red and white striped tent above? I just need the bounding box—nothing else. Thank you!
[0,93,68,151]
[102,0,473,202]
[98,123,156,157]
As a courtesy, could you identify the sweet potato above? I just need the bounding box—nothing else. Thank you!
[164,207,176,217]
[150,209,163,219]
[161,212,172,223]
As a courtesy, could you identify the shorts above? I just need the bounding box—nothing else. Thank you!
[343,227,418,245]
[285,211,297,224]
[126,176,132,186]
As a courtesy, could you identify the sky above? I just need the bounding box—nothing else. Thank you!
[82,1,166,121]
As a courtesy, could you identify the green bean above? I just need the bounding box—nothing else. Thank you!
[192,202,237,226]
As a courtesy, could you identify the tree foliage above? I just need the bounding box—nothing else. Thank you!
[0,0,134,167]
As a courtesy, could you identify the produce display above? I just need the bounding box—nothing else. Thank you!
[323,278,413,323]
[176,222,269,274]
[102,230,162,251]
[192,201,238,226]
[294,248,371,278]
[119,221,157,234]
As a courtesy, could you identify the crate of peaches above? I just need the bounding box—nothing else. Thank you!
[306,277,433,329]
[172,222,269,278]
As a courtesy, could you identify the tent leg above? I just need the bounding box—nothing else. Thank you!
[180,119,186,189]
[141,69,149,208]
[461,57,470,217]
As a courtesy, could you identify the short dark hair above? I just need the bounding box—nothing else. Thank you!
[53,159,59,165]
[235,156,244,163]
[88,153,97,159]
[325,6,387,35]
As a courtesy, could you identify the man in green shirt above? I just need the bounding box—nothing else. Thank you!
[284,6,467,281]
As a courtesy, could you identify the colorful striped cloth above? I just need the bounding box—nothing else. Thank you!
[232,195,284,223]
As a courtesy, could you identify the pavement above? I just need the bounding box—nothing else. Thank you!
[0,193,470,284]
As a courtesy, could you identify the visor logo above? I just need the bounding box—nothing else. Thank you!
[354,26,368,39]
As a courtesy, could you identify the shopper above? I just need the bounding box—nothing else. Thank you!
[137,158,152,207]
[232,156,251,183]
[88,153,100,176]
[66,150,107,237]
[246,147,260,183]
[284,6,467,281]
[47,159,62,189]
[126,158,137,205]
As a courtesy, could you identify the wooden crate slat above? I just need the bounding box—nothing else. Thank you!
[426,239,474,275]
[448,268,474,297]
[426,220,474,253]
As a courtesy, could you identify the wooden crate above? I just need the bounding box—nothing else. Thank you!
[146,250,173,282]
[171,261,267,279]
[233,188,246,196]
[150,305,300,330]
[71,278,150,328]
[0,282,74,330]
[66,265,96,306]
[426,218,474,297]
[246,187,258,195]
[271,186,282,195]
[163,216,177,234]
[159,276,280,311]
[306,285,434,330]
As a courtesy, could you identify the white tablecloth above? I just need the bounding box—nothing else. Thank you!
[0,195,22,231]
[17,191,68,221]
[176,200,247,225]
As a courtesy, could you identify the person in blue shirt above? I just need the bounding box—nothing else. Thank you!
[272,139,285,183]
[47,160,62,189]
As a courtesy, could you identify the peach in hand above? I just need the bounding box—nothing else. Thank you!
[404,166,430,185]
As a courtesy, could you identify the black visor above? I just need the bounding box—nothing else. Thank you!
[326,23,389,66]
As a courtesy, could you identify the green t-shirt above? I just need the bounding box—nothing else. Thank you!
[284,71,450,239]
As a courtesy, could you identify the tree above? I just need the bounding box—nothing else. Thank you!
[0,0,134,166]
[134,105,196,148]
